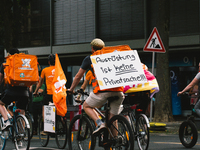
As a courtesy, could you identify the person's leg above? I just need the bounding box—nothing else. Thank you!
[109,92,124,137]
[32,102,38,133]
[16,96,28,116]
[0,101,8,120]
[83,102,99,121]
[83,92,107,135]
[0,94,14,129]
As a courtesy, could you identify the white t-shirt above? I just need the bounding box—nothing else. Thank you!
[195,72,200,80]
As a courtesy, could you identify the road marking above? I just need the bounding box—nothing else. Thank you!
[153,142,200,145]
[29,147,61,150]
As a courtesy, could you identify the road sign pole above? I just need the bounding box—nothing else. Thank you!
[150,52,155,122]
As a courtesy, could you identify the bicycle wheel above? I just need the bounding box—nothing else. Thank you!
[107,114,134,150]
[55,116,67,149]
[38,116,49,147]
[13,115,30,150]
[179,120,198,148]
[136,114,149,150]
[25,112,34,139]
[68,115,96,150]
[0,117,6,150]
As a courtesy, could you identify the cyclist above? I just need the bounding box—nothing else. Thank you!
[33,54,55,121]
[68,38,124,136]
[177,62,200,116]
[30,78,45,135]
[0,48,29,130]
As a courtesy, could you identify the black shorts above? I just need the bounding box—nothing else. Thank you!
[43,94,53,105]
[1,92,28,110]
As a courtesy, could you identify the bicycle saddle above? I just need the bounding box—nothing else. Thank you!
[107,96,119,102]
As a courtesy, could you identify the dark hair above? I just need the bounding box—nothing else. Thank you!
[48,54,55,65]
[9,48,19,55]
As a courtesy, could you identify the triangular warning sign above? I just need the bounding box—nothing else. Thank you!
[143,27,166,53]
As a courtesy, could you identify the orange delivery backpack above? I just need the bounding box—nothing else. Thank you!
[3,53,39,87]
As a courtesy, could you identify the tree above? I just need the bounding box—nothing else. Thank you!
[154,0,174,122]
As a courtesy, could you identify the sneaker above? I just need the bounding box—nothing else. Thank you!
[93,123,106,136]
[40,131,48,136]
[2,120,12,130]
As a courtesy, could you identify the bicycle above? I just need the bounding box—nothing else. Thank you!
[25,111,34,139]
[38,103,68,149]
[0,101,31,150]
[68,90,134,150]
[7,102,34,139]
[179,92,198,148]
[121,93,150,150]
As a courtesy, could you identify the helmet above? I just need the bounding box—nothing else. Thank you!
[90,38,105,50]
[48,54,55,65]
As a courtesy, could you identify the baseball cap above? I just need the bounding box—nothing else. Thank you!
[90,38,105,50]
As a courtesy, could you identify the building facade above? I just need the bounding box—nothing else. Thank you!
[17,0,200,115]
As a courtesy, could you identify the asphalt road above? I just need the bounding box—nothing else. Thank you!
[3,132,200,150]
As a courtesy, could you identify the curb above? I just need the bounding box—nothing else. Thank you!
[149,121,182,133]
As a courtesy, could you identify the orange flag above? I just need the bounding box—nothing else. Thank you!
[51,54,67,117]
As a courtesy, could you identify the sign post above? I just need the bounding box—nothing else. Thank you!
[143,27,166,122]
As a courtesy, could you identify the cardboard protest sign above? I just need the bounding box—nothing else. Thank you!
[91,50,147,90]
[44,105,56,133]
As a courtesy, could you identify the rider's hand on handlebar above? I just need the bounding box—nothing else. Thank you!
[67,89,74,95]
[177,91,183,96]
[33,91,38,97]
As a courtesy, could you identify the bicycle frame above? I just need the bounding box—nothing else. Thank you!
[68,90,135,150]
[123,105,150,130]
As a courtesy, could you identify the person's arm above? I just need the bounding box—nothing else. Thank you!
[38,84,45,93]
[177,78,199,96]
[75,79,89,101]
[68,68,86,92]
[81,79,89,91]
[33,77,44,95]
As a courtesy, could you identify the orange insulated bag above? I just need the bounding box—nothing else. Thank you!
[4,53,39,87]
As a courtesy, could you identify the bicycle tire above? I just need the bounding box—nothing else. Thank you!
[68,115,96,150]
[13,115,30,150]
[0,117,6,150]
[179,120,198,148]
[107,114,134,150]
[38,116,49,147]
[136,114,149,150]
[25,112,34,139]
[55,116,67,149]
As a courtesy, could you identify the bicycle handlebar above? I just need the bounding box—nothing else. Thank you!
[67,89,89,104]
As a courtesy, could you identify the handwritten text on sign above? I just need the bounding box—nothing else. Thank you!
[44,105,56,133]
[90,50,147,90]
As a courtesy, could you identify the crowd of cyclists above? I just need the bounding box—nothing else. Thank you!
[2,38,200,149]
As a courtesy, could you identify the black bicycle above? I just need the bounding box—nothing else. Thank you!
[25,111,34,139]
[121,101,150,150]
[0,101,31,150]
[38,104,68,149]
[68,90,134,150]
[179,92,198,148]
